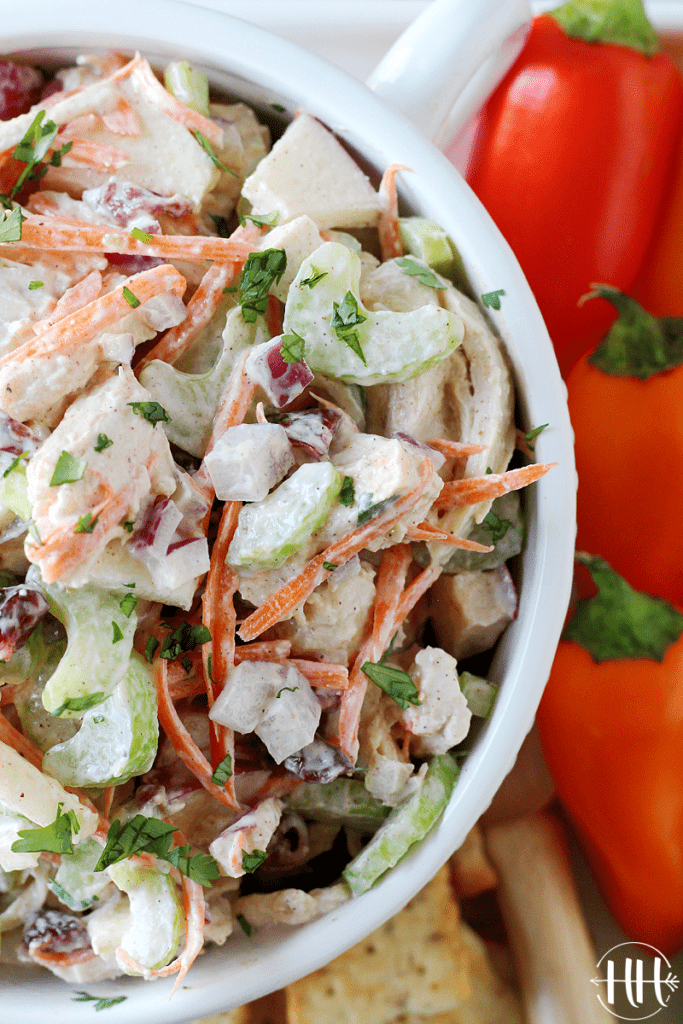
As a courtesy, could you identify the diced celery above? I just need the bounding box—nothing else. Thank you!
[42,653,158,787]
[163,61,210,117]
[342,753,459,896]
[459,672,498,719]
[140,308,268,458]
[398,217,458,279]
[51,837,111,910]
[227,462,342,572]
[289,778,390,831]
[15,629,76,751]
[28,568,136,717]
[284,243,463,385]
[108,860,183,972]
[0,464,31,521]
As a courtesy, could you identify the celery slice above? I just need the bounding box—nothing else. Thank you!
[108,860,183,971]
[29,569,136,716]
[227,462,342,571]
[284,243,463,385]
[398,217,458,278]
[42,653,158,787]
[289,778,390,830]
[163,61,210,116]
[342,754,459,896]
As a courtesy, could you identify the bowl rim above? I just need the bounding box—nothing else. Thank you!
[0,1,576,1020]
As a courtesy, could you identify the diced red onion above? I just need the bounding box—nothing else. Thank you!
[82,180,192,228]
[246,338,314,409]
[128,497,182,562]
[0,585,49,661]
[0,63,43,120]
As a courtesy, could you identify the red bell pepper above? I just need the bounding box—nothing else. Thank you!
[464,0,683,377]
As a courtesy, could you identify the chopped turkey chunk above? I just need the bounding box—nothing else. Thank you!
[204,423,294,502]
[242,114,383,229]
[402,647,471,756]
[428,566,518,661]
[209,798,284,878]
[25,366,176,583]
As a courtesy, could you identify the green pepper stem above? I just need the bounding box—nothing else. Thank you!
[550,0,660,55]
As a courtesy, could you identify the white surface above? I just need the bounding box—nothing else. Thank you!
[0,2,577,1022]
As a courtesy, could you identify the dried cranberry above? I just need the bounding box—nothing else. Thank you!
[0,585,49,661]
[0,62,43,120]
[23,909,90,953]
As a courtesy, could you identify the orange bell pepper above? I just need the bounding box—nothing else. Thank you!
[465,0,683,377]
[537,554,683,954]
[569,286,683,606]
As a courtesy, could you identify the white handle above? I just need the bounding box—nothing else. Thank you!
[366,0,532,147]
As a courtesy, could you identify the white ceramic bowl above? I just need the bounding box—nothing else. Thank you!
[1,2,576,1021]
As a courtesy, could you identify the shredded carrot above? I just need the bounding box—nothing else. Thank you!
[102,786,115,820]
[14,215,254,266]
[29,946,96,967]
[102,98,141,136]
[202,500,240,775]
[58,137,130,170]
[288,660,349,690]
[238,458,435,643]
[404,522,493,551]
[251,773,303,804]
[265,294,284,337]
[36,269,103,331]
[371,544,413,652]
[432,462,557,510]
[0,709,43,769]
[167,675,205,701]
[378,163,409,262]
[28,484,135,585]
[0,682,26,706]
[236,640,292,662]
[338,559,443,762]
[128,56,224,149]
[154,659,240,811]
[0,264,186,367]
[426,437,487,458]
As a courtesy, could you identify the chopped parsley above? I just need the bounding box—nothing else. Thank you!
[525,423,548,451]
[481,510,512,543]
[10,110,71,198]
[279,331,306,364]
[481,289,505,310]
[94,433,113,452]
[211,753,233,786]
[46,877,99,913]
[236,913,253,936]
[111,622,124,644]
[119,593,137,618]
[123,520,135,533]
[159,621,211,660]
[338,475,355,507]
[144,636,160,663]
[130,226,152,245]
[3,451,28,478]
[128,401,171,424]
[241,849,268,874]
[193,130,238,177]
[238,211,278,229]
[239,248,287,323]
[357,497,392,525]
[52,692,105,717]
[72,992,127,1011]
[323,562,338,572]
[122,286,140,308]
[396,256,442,289]
[74,512,99,534]
[94,814,220,887]
[276,686,298,698]
[181,655,192,674]
[49,450,87,486]
[361,661,422,711]
[300,269,327,289]
[210,214,230,237]
[271,103,286,113]
[11,802,80,855]
[28,280,43,290]
[331,291,367,365]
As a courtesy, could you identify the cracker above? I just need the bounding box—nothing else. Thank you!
[285,866,470,1024]
[449,825,497,899]
[187,1007,250,1024]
